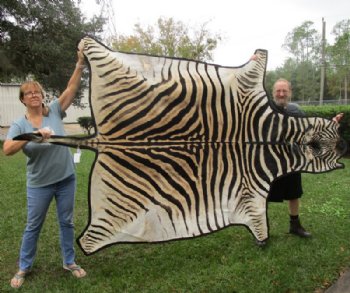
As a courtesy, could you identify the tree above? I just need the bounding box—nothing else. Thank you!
[110,17,221,62]
[77,116,94,135]
[276,19,350,104]
[281,21,322,102]
[0,0,105,106]
[283,21,321,64]
[328,19,350,102]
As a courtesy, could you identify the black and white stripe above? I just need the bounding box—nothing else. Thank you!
[37,37,345,254]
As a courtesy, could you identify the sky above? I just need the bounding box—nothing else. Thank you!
[79,0,349,70]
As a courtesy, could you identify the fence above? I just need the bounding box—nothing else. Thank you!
[298,99,349,106]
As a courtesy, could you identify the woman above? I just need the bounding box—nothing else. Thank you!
[3,46,87,289]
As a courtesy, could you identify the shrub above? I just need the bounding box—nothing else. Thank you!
[77,116,94,135]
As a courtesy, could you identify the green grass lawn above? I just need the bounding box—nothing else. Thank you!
[0,148,349,293]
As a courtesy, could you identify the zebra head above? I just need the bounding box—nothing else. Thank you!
[299,117,346,172]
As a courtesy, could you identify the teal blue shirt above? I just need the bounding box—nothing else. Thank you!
[7,99,75,188]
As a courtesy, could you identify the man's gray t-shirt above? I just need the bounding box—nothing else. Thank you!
[7,99,75,188]
[285,102,304,116]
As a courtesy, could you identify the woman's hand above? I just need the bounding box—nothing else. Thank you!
[58,45,85,112]
[37,127,55,141]
[76,42,85,67]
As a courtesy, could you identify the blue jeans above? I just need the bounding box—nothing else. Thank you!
[19,174,76,271]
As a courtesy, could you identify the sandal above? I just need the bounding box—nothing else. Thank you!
[63,263,86,278]
[10,270,29,289]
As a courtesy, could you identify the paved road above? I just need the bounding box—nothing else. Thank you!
[325,269,350,293]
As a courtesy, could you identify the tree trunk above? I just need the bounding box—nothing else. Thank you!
[344,75,348,104]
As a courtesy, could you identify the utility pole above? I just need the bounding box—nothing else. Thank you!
[319,18,326,105]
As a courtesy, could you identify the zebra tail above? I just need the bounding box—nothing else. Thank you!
[13,133,98,149]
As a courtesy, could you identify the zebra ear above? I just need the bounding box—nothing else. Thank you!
[303,144,315,161]
[303,125,314,143]
[301,125,316,161]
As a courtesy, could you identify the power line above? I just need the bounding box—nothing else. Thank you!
[96,0,117,44]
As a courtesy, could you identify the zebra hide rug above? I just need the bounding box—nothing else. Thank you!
[15,36,346,255]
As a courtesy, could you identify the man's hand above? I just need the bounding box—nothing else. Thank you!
[332,113,344,123]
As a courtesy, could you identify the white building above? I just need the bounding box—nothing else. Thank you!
[0,83,91,127]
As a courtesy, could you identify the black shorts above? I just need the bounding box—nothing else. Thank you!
[268,173,303,202]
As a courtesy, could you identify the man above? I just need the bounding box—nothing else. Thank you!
[268,78,311,238]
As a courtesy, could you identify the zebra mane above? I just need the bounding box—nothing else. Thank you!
[15,36,346,255]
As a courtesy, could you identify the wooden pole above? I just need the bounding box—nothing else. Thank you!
[320,18,326,105]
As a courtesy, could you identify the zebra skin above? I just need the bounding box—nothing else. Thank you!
[15,36,346,255]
